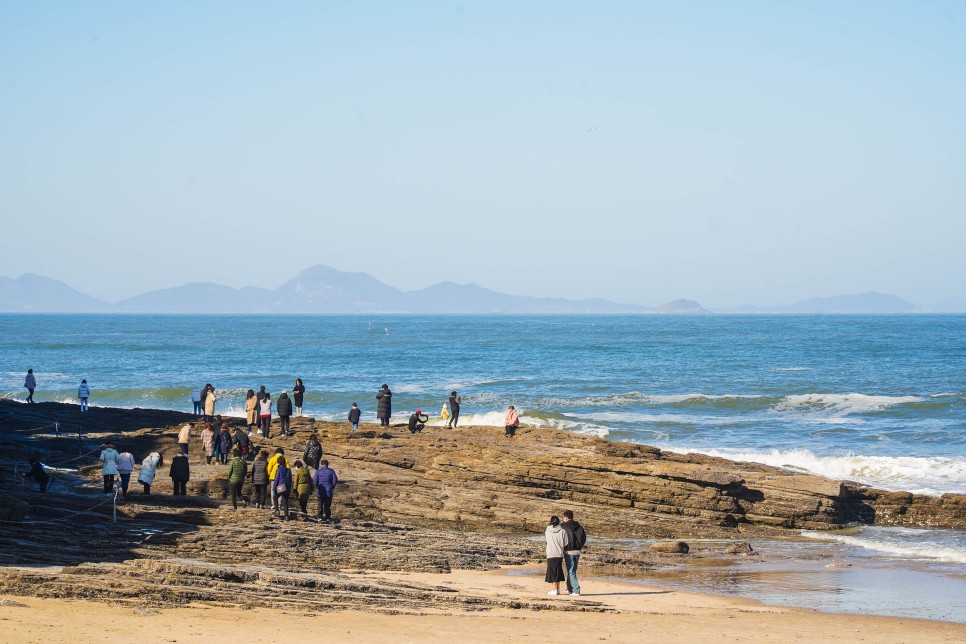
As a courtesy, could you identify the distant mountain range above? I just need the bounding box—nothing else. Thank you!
[0,267,950,314]
[0,265,704,314]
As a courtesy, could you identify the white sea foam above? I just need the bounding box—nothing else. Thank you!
[660,446,966,496]
[535,392,764,408]
[568,411,742,426]
[801,528,966,565]
[775,393,923,415]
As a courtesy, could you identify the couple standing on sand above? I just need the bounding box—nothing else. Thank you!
[545,510,587,596]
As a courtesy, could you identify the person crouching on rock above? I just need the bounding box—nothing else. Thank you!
[545,515,570,596]
[170,451,190,496]
[408,410,428,434]
[138,452,162,495]
[233,426,251,459]
[22,456,49,492]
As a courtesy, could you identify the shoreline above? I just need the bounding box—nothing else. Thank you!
[1,399,964,638]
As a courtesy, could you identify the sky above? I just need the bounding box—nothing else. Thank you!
[1,1,964,309]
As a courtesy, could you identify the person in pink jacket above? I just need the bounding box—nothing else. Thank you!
[504,405,520,438]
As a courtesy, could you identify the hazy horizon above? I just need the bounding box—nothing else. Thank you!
[2,2,963,309]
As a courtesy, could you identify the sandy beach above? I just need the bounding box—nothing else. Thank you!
[3,568,964,643]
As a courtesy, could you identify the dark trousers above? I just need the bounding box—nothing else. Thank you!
[254,484,267,508]
[141,482,151,494]
[230,482,243,509]
[260,416,271,437]
[103,474,115,493]
[193,401,201,415]
[179,442,189,455]
[505,424,517,437]
[119,472,131,495]
[279,415,290,434]
[172,480,187,495]
[449,411,460,427]
[317,493,332,520]
[26,388,34,403]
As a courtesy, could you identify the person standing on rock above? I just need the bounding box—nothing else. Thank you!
[348,403,361,431]
[201,423,215,464]
[218,423,233,465]
[293,378,305,417]
[545,515,570,596]
[204,385,217,421]
[177,423,191,456]
[169,451,190,496]
[302,434,323,472]
[259,393,273,438]
[244,389,258,433]
[273,457,293,520]
[268,448,289,514]
[447,391,461,428]
[250,450,269,509]
[116,448,135,498]
[292,460,313,514]
[191,386,202,416]
[138,452,162,495]
[561,510,587,596]
[99,443,120,494]
[277,391,293,436]
[504,405,519,438]
[78,379,91,412]
[227,448,248,510]
[376,384,392,427]
[199,384,211,420]
[24,369,36,403]
[313,459,338,523]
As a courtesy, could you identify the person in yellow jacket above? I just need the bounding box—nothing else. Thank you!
[267,448,290,516]
[441,403,450,424]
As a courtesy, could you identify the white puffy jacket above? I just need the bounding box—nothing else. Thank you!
[99,448,120,475]
[138,452,162,485]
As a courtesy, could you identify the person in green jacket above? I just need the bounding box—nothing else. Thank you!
[227,448,248,510]
[292,460,313,514]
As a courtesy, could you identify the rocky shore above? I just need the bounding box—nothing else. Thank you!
[0,399,962,614]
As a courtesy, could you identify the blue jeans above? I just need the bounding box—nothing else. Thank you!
[564,552,581,594]
[351,423,358,431]
[80,397,88,412]
[193,401,202,415]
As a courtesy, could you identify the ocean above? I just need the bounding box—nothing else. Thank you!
[2,313,964,617]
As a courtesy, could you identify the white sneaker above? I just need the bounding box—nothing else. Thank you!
[571,591,581,596]
[547,590,558,596]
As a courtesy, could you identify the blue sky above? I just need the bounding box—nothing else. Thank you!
[2,1,964,308]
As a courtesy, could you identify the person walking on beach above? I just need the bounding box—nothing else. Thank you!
[302,434,323,471]
[313,459,338,523]
[204,385,217,421]
[244,389,258,432]
[293,378,305,417]
[117,448,135,498]
[273,457,293,520]
[348,403,361,431]
[99,443,120,494]
[408,410,428,434]
[217,423,233,465]
[138,452,162,495]
[545,515,570,596]
[277,391,293,436]
[504,405,520,438]
[376,385,392,427]
[259,394,273,438]
[170,451,190,496]
[292,460,313,514]
[21,456,49,492]
[177,423,191,456]
[78,379,91,412]
[268,448,289,514]
[447,391,461,428]
[227,448,248,510]
[201,422,215,464]
[250,450,269,509]
[24,369,36,403]
[561,510,587,596]
[191,387,202,416]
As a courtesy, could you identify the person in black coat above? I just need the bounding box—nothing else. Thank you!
[169,452,190,496]
[376,385,392,427]
[293,378,305,417]
[447,391,461,428]
[277,392,293,436]
[22,456,50,492]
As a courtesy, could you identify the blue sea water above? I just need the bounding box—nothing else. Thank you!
[2,313,964,615]
[2,314,964,495]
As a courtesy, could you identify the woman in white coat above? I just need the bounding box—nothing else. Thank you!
[99,443,120,494]
[138,452,163,495]
[545,515,570,596]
